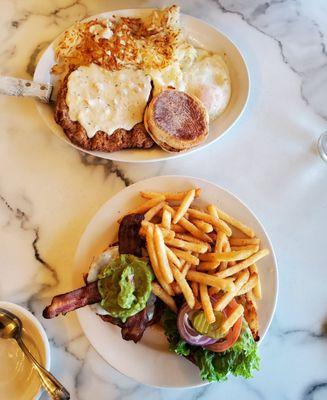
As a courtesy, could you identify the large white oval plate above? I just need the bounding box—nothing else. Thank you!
[34,9,249,163]
[74,176,278,388]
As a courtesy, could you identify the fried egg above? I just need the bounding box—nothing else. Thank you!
[183,52,231,121]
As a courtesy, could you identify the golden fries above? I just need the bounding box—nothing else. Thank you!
[165,237,208,254]
[127,195,165,216]
[249,264,262,299]
[181,262,191,278]
[214,206,255,238]
[171,265,195,309]
[146,225,174,295]
[231,244,260,252]
[144,201,166,221]
[141,220,175,240]
[153,225,174,284]
[141,188,201,200]
[192,219,213,233]
[215,249,270,278]
[188,208,232,236]
[173,189,196,224]
[214,231,226,253]
[119,187,267,334]
[220,304,244,334]
[166,246,182,269]
[170,248,199,265]
[161,208,171,230]
[199,249,255,262]
[151,282,177,313]
[230,237,260,246]
[187,270,234,291]
[238,273,258,296]
[175,233,210,249]
[200,284,215,323]
[198,261,220,271]
[214,269,250,311]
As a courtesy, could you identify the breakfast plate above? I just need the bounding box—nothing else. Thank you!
[33,8,249,163]
[73,176,278,388]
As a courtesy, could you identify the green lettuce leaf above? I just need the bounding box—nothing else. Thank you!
[162,308,260,382]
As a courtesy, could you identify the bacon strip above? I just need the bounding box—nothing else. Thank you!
[118,213,144,257]
[43,281,101,319]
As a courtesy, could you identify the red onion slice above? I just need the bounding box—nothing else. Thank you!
[177,303,217,346]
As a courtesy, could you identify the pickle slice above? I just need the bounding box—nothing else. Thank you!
[191,310,226,339]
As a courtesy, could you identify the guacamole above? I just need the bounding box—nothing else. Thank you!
[97,254,153,322]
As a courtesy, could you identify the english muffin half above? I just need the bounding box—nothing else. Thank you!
[144,89,209,152]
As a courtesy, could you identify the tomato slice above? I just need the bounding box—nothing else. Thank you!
[204,299,242,352]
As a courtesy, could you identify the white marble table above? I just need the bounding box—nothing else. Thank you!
[1,0,327,399]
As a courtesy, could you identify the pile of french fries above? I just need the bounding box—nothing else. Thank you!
[121,188,269,334]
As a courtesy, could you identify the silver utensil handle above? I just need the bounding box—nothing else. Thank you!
[17,337,70,400]
[0,76,51,103]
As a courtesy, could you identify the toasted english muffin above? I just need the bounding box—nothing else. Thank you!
[144,89,209,153]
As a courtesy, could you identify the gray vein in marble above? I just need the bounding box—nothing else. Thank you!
[212,0,327,121]
[79,154,134,186]
[0,194,59,312]
[303,382,327,400]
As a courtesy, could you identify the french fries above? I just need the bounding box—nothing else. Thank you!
[166,246,182,269]
[141,220,175,240]
[119,187,267,338]
[173,189,196,224]
[171,265,195,309]
[144,201,166,221]
[231,244,260,252]
[200,284,215,323]
[140,188,201,201]
[152,282,177,313]
[214,206,255,238]
[181,262,191,278]
[199,249,255,262]
[220,304,244,335]
[249,264,262,299]
[170,248,199,265]
[188,208,232,236]
[153,225,174,284]
[230,237,260,246]
[192,219,213,233]
[165,237,208,254]
[187,270,235,291]
[238,273,258,296]
[175,233,211,250]
[214,269,250,311]
[146,225,174,295]
[215,249,270,278]
[161,208,171,230]
[127,195,165,216]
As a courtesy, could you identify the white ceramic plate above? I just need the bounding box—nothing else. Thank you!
[33,9,249,163]
[74,176,278,388]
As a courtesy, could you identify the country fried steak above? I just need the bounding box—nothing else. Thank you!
[54,73,154,152]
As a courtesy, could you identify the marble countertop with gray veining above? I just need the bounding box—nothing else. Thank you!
[1,0,327,399]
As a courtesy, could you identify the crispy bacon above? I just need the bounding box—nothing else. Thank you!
[99,295,163,343]
[118,213,144,257]
[43,281,101,319]
[42,212,155,342]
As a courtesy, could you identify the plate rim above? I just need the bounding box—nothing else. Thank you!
[33,8,250,163]
[74,175,278,388]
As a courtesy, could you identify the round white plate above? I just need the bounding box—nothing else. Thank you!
[74,176,278,388]
[33,9,249,163]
